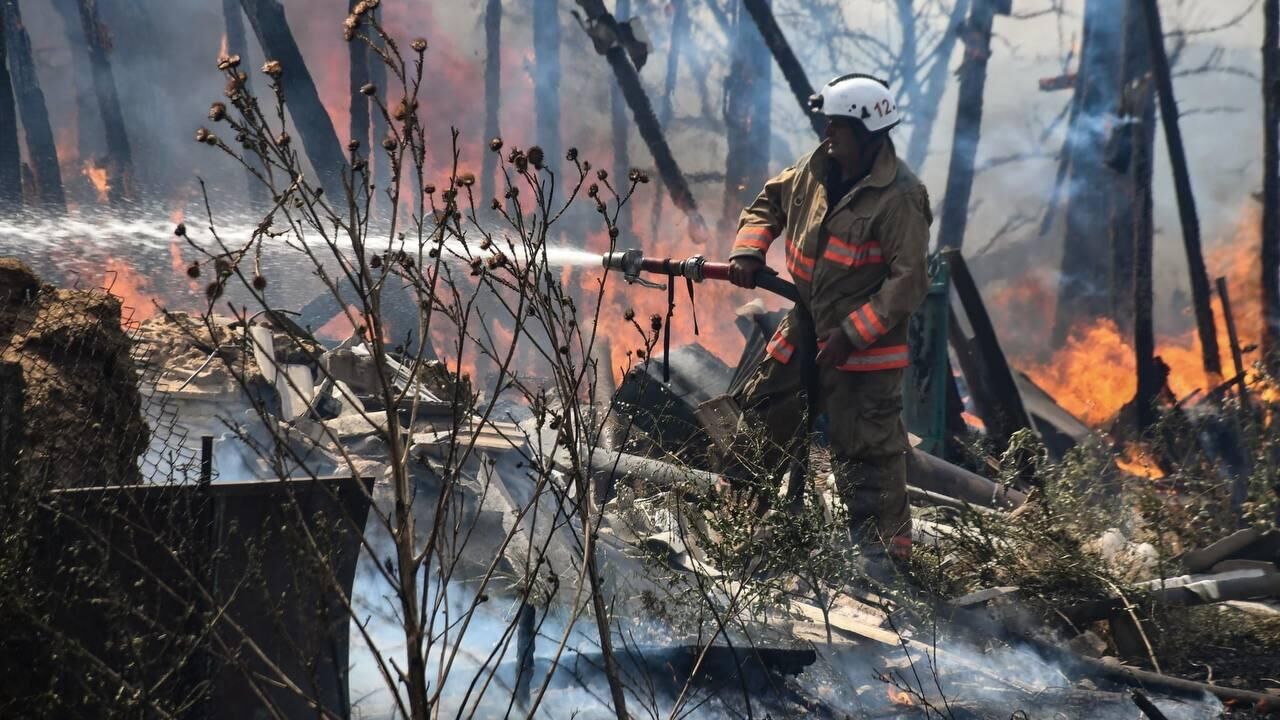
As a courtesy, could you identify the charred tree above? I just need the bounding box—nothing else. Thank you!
[935,0,1006,251]
[647,0,687,239]
[740,0,824,138]
[239,0,349,200]
[368,4,391,195]
[49,0,100,172]
[534,0,561,173]
[53,0,135,204]
[348,0,371,163]
[1264,0,1280,369]
[904,0,971,170]
[0,0,64,210]
[0,22,21,210]
[721,0,772,233]
[1052,0,1125,342]
[224,0,266,207]
[1139,0,1221,376]
[611,0,632,235]
[482,0,502,207]
[574,0,707,236]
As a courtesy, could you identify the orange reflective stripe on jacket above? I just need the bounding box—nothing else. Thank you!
[823,235,883,268]
[848,304,888,345]
[765,329,795,363]
[835,344,909,372]
[734,225,776,253]
[785,239,813,282]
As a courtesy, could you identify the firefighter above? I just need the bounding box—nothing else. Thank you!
[723,74,932,568]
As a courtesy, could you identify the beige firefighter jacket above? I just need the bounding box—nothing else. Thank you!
[730,138,932,372]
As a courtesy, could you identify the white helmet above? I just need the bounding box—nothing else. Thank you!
[808,74,901,134]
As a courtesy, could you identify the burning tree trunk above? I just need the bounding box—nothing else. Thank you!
[721,0,772,234]
[647,0,687,240]
[0,23,21,210]
[611,0,632,235]
[1052,0,1125,342]
[741,0,824,138]
[224,0,266,207]
[54,0,135,205]
[574,0,707,236]
[904,0,971,171]
[481,0,501,208]
[1109,0,1155,335]
[0,0,64,210]
[1263,0,1280,370]
[1128,22,1157,433]
[533,0,561,173]
[935,0,1006,251]
[239,0,349,200]
[1139,0,1221,376]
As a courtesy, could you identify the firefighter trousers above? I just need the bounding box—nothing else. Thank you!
[724,355,912,559]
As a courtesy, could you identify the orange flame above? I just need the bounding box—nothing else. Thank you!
[1115,444,1166,479]
[103,258,158,322]
[82,160,111,203]
[886,685,915,706]
[1013,205,1264,426]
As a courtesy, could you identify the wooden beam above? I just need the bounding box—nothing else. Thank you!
[574,0,707,236]
[481,0,501,207]
[935,0,999,252]
[239,0,349,200]
[740,0,824,138]
[1139,0,1222,376]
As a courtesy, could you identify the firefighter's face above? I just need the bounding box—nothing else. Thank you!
[825,116,864,168]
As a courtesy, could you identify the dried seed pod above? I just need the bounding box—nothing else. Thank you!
[347,139,361,152]
[526,146,545,169]
[370,254,382,268]
[252,275,267,290]
[208,102,227,122]
[479,237,492,250]
[194,127,211,143]
[623,308,635,321]
[262,60,283,78]
[566,147,578,161]
[382,137,396,151]
[608,226,619,239]
[276,131,291,147]
[628,169,641,183]
[587,183,599,198]
[514,156,528,173]
[424,184,436,195]
[205,281,224,300]
[392,99,409,121]
[637,171,651,184]
[490,199,500,210]
[360,83,376,96]
[411,38,428,52]
[649,313,662,332]
[581,160,591,172]
[458,172,475,187]
[636,348,647,360]
[174,222,187,237]
[504,186,519,199]
[185,263,200,278]
[596,169,608,181]
[489,137,503,152]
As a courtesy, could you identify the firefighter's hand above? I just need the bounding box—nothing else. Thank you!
[815,328,854,370]
[728,256,763,288]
